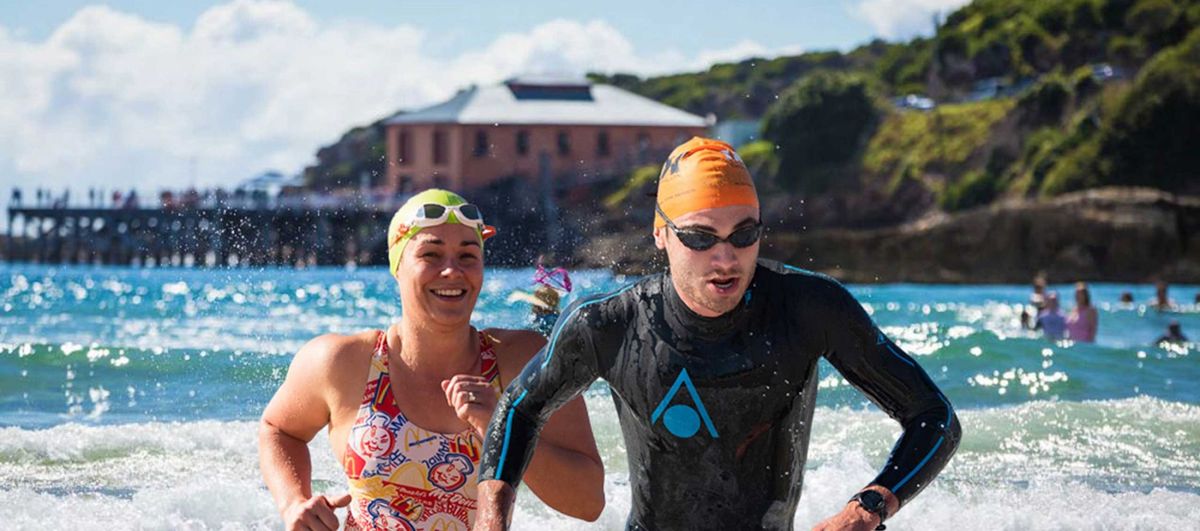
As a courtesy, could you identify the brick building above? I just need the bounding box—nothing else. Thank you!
[384,77,708,193]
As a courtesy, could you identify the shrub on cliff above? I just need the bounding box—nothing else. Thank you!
[1018,74,1073,126]
[761,71,883,193]
[941,169,1003,211]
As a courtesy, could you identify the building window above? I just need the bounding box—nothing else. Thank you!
[433,130,447,165]
[516,130,530,156]
[596,131,610,157]
[637,131,651,162]
[474,130,489,158]
[397,130,411,165]
[557,131,570,156]
[399,175,413,193]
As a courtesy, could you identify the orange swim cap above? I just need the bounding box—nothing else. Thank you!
[654,137,758,228]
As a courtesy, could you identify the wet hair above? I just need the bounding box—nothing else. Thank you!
[532,285,560,316]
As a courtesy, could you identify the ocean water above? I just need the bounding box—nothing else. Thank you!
[1,264,1198,530]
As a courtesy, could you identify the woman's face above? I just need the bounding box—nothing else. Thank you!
[396,223,483,328]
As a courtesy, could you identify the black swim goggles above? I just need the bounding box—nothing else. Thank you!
[655,202,762,251]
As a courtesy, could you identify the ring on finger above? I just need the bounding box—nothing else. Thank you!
[466,391,477,403]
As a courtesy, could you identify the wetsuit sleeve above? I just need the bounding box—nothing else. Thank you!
[816,280,962,506]
[478,297,603,488]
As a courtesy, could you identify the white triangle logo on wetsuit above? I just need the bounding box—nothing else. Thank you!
[649,368,719,439]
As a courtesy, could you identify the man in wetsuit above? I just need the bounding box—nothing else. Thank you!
[474,137,962,530]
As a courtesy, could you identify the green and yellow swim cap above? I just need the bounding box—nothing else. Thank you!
[387,189,493,277]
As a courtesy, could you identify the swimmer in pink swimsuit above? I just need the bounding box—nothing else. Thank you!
[1066,282,1098,342]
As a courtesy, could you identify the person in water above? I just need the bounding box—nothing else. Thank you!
[1066,282,1098,342]
[506,285,562,337]
[1156,319,1188,345]
[510,263,572,337]
[258,189,603,531]
[473,137,961,530]
[1153,280,1178,312]
[528,285,561,337]
[1019,274,1048,328]
[1026,291,1067,340]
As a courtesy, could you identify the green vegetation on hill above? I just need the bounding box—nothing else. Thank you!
[303,119,391,191]
[865,100,1014,185]
[306,0,1199,226]
[1089,27,1200,191]
[595,0,1199,220]
[589,46,890,119]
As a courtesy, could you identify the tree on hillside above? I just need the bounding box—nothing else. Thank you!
[761,71,883,193]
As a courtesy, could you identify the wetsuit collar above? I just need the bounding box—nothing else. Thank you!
[661,269,752,342]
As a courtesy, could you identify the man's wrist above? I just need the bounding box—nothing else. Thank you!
[844,500,883,525]
[848,486,897,530]
[848,490,888,520]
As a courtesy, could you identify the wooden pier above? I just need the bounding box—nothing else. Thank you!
[4,201,394,268]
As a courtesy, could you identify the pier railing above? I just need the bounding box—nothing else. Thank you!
[4,195,406,267]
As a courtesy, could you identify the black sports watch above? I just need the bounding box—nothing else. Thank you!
[849,489,888,530]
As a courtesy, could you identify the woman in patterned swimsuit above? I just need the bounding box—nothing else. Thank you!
[259,190,604,531]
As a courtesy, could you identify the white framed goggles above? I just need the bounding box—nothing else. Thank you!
[408,203,485,230]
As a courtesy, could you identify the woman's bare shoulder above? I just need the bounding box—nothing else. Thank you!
[291,330,381,384]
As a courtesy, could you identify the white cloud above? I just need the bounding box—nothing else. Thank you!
[692,40,809,72]
[851,0,970,40]
[0,1,794,199]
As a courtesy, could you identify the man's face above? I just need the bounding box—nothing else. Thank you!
[654,204,760,317]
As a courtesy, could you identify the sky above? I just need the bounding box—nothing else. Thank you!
[0,0,969,209]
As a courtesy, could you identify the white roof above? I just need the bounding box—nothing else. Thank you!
[385,80,706,128]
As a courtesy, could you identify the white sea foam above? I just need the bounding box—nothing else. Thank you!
[1,397,1197,530]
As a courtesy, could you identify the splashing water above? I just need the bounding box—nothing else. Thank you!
[2,265,1198,529]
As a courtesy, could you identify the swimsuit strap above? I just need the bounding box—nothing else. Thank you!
[478,330,501,387]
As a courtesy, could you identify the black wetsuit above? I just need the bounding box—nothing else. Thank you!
[480,259,961,530]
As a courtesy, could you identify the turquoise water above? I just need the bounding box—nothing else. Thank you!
[2,264,1199,529]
